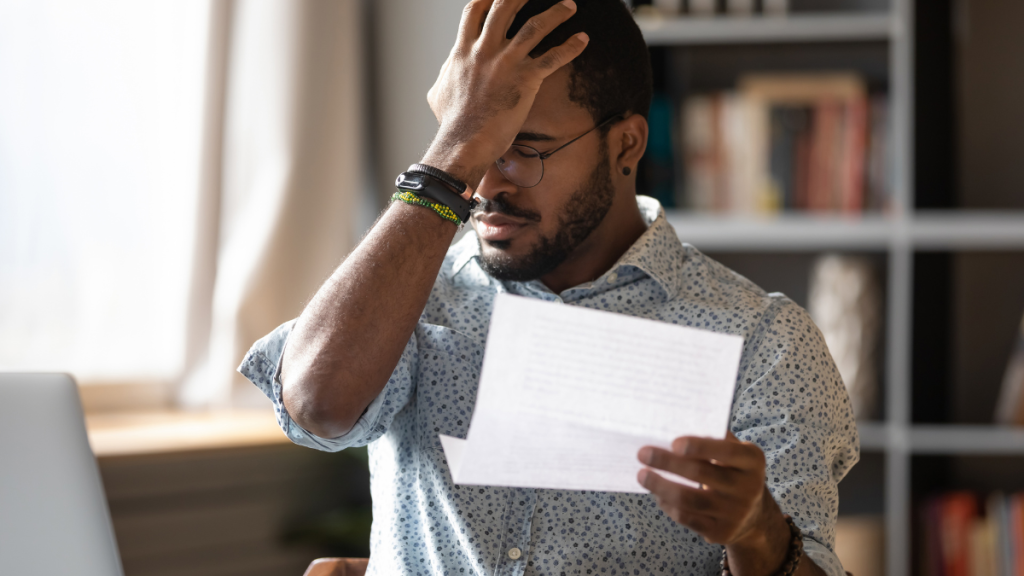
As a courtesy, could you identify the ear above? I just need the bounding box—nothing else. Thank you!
[612,114,648,177]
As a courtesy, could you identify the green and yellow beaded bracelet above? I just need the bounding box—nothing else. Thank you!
[392,190,462,226]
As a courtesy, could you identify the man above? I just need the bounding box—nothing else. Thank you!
[240,0,859,574]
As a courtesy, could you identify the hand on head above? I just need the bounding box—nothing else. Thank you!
[423,0,589,191]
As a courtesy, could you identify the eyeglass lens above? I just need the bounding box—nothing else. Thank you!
[495,145,544,188]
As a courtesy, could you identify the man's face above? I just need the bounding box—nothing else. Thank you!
[470,67,615,282]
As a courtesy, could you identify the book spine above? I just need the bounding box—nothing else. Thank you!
[807,101,834,211]
[941,492,977,576]
[842,96,868,213]
[682,95,722,212]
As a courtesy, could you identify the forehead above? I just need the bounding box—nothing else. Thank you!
[521,66,593,134]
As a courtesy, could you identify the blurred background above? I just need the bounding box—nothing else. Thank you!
[1,0,1023,575]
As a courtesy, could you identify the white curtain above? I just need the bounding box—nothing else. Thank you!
[0,0,367,409]
[180,0,367,407]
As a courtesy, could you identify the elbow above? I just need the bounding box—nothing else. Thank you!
[280,370,362,440]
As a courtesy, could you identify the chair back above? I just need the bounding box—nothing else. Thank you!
[303,557,368,576]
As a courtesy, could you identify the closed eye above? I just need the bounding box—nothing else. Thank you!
[510,146,540,159]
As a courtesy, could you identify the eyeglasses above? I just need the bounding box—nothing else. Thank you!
[495,114,624,188]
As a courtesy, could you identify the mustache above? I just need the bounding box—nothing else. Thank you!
[472,193,542,223]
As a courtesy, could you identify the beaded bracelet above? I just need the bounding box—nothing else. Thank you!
[720,515,803,576]
[392,190,462,226]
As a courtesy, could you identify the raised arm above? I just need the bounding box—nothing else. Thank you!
[280,0,590,439]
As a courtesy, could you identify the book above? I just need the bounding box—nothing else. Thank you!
[866,95,893,211]
[682,95,718,211]
[924,492,976,576]
[987,492,1013,576]
[919,491,1024,576]
[971,514,997,576]
[1012,493,1024,576]
[741,73,867,214]
[994,311,1024,425]
[677,73,886,215]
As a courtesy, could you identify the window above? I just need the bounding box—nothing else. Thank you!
[0,1,210,384]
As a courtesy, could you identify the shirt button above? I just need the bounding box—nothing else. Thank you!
[508,547,522,560]
[607,272,618,283]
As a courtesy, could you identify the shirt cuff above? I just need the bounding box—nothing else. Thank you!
[802,538,847,576]
[237,319,388,452]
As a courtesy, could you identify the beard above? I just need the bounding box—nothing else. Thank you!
[475,153,615,282]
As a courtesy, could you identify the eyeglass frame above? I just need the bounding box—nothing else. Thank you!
[495,113,626,188]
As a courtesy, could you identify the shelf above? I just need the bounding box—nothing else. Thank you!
[909,425,1024,455]
[636,13,894,46]
[911,211,1024,251]
[841,424,1024,455]
[668,212,893,251]
[666,211,1024,252]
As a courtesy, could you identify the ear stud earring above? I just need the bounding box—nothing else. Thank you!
[622,167,631,176]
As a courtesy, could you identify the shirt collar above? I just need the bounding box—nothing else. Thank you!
[453,195,686,298]
[582,195,686,298]
[451,231,480,276]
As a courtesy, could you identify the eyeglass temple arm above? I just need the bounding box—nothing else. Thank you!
[538,113,625,160]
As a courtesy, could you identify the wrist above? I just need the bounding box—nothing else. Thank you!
[724,489,791,576]
[389,200,461,237]
[421,137,495,196]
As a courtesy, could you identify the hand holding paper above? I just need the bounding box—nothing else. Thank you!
[440,293,744,493]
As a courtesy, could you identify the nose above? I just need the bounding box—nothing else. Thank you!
[474,162,518,202]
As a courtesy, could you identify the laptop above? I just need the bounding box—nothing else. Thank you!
[0,373,124,576]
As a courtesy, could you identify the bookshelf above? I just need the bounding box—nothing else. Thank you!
[667,212,1024,251]
[638,1,1024,574]
[636,12,894,46]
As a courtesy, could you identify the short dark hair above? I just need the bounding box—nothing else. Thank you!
[507,0,653,125]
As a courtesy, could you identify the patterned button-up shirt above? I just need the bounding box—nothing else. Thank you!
[240,196,858,576]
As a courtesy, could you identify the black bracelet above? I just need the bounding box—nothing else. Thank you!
[720,515,803,576]
[395,171,477,224]
[408,163,468,194]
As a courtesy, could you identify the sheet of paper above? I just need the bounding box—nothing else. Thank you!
[441,293,744,493]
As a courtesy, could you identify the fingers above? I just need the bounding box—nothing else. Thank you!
[639,446,738,489]
[671,436,765,473]
[480,0,531,42]
[507,0,578,54]
[640,469,714,510]
[531,31,588,76]
[456,0,495,50]
[638,469,721,533]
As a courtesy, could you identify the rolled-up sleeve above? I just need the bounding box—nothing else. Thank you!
[730,298,860,576]
[238,319,419,452]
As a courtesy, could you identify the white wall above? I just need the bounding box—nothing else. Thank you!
[371,0,467,201]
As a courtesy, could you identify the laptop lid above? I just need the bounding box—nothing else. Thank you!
[0,373,124,576]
